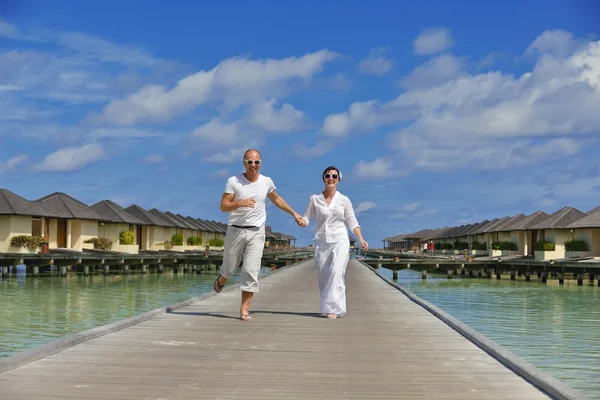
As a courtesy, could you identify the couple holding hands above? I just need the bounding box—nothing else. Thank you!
[213,149,368,321]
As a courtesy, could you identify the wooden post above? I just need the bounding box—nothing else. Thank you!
[541,271,547,284]
[558,273,564,285]
[510,270,516,281]
[446,270,452,279]
[525,271,530,281]
[577,273,583,286]
[158,264,164,273]
[104,265,110,275]
[83,265,90,276]
[496,269,501,280]
[142,265,148,274]
[33,266,40,277]
[2,266,9,278]
[60,266,67,277]
[421,270,427,280]
[393,270,398,280]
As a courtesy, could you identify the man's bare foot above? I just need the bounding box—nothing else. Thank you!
[326,313,337,319]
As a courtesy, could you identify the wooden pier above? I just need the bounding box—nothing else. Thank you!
[0,248,314,278]
[0,259,583,399]
[362,251,600,286]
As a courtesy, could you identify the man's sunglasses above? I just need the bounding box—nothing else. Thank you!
[244,159,261,165]
[324,173,338,179]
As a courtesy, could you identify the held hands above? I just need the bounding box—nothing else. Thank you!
[237,198,255,208]
[294,214,307,227]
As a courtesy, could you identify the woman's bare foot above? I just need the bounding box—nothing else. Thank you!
[326,313,337,319]
[240,309,252,321]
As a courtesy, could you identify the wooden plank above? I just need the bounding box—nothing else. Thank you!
[0,260,552,399]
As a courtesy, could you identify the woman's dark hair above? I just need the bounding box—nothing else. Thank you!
[322,165,341,181]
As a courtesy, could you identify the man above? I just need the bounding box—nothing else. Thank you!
[213,149,302,321]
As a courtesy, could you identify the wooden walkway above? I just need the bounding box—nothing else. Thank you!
[0,260,555,399]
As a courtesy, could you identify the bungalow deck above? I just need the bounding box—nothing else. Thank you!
[0,260,583,399]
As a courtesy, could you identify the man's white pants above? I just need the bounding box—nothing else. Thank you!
[220,225,266,292]
[314,239,350,316]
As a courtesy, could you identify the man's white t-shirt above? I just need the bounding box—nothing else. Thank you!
[224,173,276,227]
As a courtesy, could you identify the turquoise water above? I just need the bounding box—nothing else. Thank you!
[0,266,271,358]
[2,263,598,399]
[376,267,600,400]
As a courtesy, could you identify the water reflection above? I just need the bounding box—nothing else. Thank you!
[378,267,600,400]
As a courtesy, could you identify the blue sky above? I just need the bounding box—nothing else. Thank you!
[1,0,599,246]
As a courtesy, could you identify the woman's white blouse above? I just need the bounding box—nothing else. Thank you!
[302,191,360,243]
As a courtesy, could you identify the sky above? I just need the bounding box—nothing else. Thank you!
[1,0,599,247]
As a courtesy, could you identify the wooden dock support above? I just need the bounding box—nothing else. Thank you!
[558,272,564,285]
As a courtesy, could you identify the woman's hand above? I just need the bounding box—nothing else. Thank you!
[360,239,369,250]
[295,216,307,227]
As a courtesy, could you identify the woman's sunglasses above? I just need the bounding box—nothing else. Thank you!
[244,159,261,165]
[324,173,338,179]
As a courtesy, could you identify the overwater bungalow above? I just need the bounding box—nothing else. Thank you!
[465,219,499,250]
[89,200,148,254]
[124,204,177,251]
[528,206,587,261]
[35,192,103,251]
[163,211,199,244]
[147,209,187,251]
[496,211,549,256]
[563,209,600,258]
[0,189,57,254]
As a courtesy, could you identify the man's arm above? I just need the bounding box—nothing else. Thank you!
[220,193,255,212]
[267,191,301,219]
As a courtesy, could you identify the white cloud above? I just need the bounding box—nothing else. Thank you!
[358,48,393,75]
[202,144,258,164]
[399,54,464,89]
[413,27,454,55]
[323,32,600,173]
[355,201,376,214]
[0,155,28,173]
[322,100,394,137]
[101,50,338,126]
[140,154,165,163]
[403,202,420,212]
[89,128,161,138]
[249,99,305,132]
[190,119,240,147]
[32,143,108,172]
[353,158,394,178]
[292,140,336,158]
[526,30,580,57]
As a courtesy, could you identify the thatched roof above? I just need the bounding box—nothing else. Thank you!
[529,206,586,230]
[163,211,198,231]
[565,209,600,229]
[125,205,174,227]
[90,200,147,225]
[0,188,56,218]
[462,221,488,236]
[35,192,103,221]
[428,226,450,239]
[450,224,475,238]
[499,210,549,231]
[470,218,500,234]
[587,205,600,215]
[147,209,180,227]
[191,218,214,232]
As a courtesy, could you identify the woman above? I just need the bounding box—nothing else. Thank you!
[297,166,368,319]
